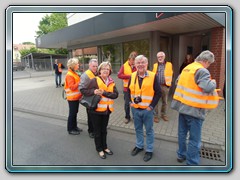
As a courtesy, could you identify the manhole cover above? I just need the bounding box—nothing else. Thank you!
[200,148,222,161]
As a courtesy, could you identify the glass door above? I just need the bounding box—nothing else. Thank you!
[101,43,122,74]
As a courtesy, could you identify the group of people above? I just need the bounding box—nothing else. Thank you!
[60,49,220,165]
[64,58,118,159]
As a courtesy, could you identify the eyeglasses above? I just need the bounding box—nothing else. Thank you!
[101,68,110,71]
[135,61,146,65]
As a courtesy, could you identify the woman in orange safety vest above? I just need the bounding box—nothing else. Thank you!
[64,58,82,135]
[80,61,118,159]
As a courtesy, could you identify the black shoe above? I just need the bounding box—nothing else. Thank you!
[177,157,186,163]
[98,151,106,159]
[143,152,152,162]
[124,118,130,124]
[68,130,80,135]
[56,85,58,88]
[75,127,83,132]
[89,132,95,138]
[131,147,143,156]
[104,149,113,155]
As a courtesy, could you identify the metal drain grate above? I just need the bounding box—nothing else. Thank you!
[200,148,222,161]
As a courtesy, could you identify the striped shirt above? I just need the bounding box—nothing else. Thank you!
[157,63,165,85]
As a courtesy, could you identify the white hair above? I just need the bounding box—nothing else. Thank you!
[195,50,215,64]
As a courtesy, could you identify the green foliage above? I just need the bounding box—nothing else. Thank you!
[38,48,55,54]
[19,47,39,57]
[54,48,68,55]
[35,13,68,55]
[19,47,57,57]
[36,13,67,37]
[22,42,35,45]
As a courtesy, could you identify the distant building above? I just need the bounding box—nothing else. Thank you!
[13,44,35,63]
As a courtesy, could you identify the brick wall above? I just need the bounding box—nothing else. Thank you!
[209,27,225,97]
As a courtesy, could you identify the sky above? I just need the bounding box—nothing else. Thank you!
[13,13,50,44]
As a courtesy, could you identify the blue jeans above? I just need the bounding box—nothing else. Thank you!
[131,107,154,152]
[177,113,203,165]
[55,73,62,86]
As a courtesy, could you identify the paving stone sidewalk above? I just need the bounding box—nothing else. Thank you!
[13,72,226,150]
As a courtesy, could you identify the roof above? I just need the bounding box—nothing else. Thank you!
[36,12,224,50]
[21,52,67,59]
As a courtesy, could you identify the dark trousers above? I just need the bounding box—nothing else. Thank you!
[67,100,79,131]
[55,73,62,86]
[91,113,109,152]
[86,108,94,134]
[123,91,131,119]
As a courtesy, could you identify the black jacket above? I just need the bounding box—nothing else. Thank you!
[80,76,119,115]
[53,63,65,74]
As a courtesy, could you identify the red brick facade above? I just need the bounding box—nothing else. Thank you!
[209,27,225,97]
[72,47,97,57]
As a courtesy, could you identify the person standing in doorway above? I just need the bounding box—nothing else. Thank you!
[117,51,137,124]
[127,55,161,162]
[79,59,98,138]
[64,58,83,135]
[53,59,65,88]
[152,51,173,122]
[179,54,194,74]
[171,50,220,165]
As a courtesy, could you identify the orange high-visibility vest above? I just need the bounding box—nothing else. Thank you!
[123,61,134,88]
[64,70,82,101]
[95,77,115,112]
[58,63,62,72]
[173,62,219,109]
[129,71,155,109]
[85,69,96,79]
[152,62,173,86]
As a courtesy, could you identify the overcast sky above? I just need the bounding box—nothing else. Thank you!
[13,13,50,44]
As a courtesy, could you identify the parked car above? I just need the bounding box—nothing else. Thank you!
[13,65,25,71]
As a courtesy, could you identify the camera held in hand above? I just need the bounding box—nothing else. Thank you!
[133,96,142,104]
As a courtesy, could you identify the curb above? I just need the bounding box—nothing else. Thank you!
[13,107,224,151]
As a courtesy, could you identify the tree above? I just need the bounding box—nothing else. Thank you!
[36,13,67,37]
[35,13,68,55]
[19,47,39,57]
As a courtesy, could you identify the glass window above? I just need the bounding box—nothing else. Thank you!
[123,39,149,61]
[101,43,122,74]
[100,39,150,74]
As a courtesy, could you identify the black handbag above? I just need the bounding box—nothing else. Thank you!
[80,94,101,110]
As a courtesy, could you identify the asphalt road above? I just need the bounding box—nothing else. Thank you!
[9,110,225,172]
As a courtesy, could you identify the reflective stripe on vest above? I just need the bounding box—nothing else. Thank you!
[95,77,115,112]
[85,69,96,79]
[129,71,155,109]
[64,70,81,101]
[173,62,219,109]
[123,61,133,88]
[152,62,173,86]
